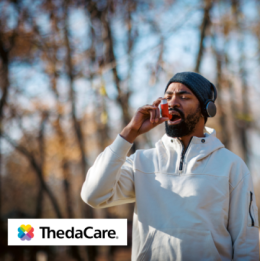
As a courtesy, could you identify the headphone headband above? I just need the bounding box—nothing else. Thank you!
[211,83,217,101]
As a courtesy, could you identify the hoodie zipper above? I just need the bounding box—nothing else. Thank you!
[249,191,255,226]
[179,137,193,171]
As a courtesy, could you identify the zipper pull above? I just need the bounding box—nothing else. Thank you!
[179,157,184,171]
[178,136,193,173]
[249,191,255,227]
[179,159,183,170]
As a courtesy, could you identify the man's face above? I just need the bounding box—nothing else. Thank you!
[164,82,203,138]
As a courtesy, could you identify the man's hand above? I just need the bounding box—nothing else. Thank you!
[120,97,169,143]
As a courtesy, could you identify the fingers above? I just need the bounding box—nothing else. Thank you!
[151,110,168,124]
[139,98,165,123]
[154,107,160,123]
[152,97,164,123]
[142,105,156,110]
[139,105,157,123]
[153,97,164,107]
[150,108,155,123]
[149,106,160,123]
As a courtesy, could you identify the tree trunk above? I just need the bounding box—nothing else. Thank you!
[2,134,63,218]
[0,33,10,224]
[194,0,213,73]
[212,35,230,148]
[231,0,251,165]
[63,2,97,260]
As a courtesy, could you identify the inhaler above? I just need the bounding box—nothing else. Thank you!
[160,99,172,120]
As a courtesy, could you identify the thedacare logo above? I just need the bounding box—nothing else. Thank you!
[18,224,34,241]
[9,219,127,246]
[39,227,118,239]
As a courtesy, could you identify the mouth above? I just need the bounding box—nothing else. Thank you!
[168,114,182,125]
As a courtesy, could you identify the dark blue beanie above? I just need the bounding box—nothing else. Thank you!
[165,72,216,121]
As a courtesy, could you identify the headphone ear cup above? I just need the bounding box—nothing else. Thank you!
[205,100,217,117]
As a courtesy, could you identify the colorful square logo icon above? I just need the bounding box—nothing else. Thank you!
[18,224,34,241]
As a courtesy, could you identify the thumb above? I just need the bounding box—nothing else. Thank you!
[158,117,169,124]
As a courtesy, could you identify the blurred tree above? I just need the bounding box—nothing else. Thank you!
[231,0,252,165]
[195,0,213,73]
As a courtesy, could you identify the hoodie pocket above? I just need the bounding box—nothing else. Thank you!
[136,227,221,261]
[247,191,259,228]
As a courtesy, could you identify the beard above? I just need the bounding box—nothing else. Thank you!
[165,105,202,138]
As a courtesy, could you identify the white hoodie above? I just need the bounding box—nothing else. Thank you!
[81,127,259,261]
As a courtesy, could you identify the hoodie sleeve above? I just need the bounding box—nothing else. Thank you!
[81,134,136,208]
[228,172,259,261]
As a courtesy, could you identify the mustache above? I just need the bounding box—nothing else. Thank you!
[168,108,185,118]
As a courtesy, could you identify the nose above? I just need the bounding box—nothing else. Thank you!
[168,95,180,108]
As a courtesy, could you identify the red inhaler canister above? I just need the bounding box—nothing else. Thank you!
[160,99,172,120]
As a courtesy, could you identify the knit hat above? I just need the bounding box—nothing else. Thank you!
[165,71,217,122]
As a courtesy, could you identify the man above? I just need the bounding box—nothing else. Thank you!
[81,72,259,260]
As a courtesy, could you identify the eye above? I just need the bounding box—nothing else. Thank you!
[181,96,188,99]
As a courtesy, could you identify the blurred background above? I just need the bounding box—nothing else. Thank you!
[0,0,260,260]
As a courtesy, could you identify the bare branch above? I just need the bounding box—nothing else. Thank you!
[1,132,63,218]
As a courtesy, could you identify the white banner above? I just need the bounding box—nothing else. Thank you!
[8,219,127,246]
